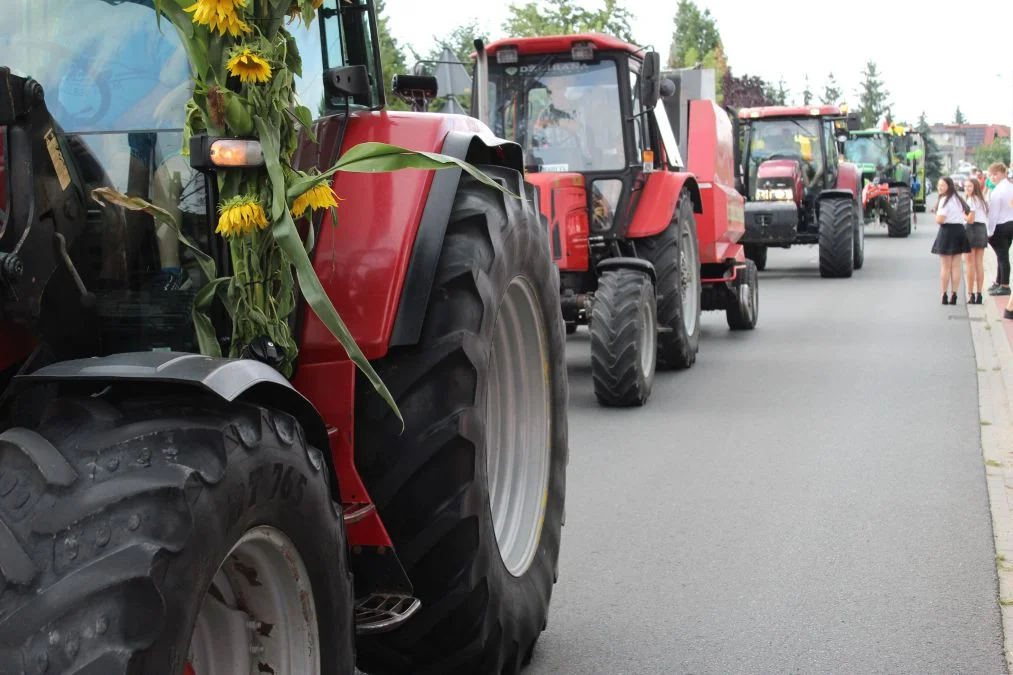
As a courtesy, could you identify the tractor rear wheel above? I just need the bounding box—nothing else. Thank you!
[744,244,767,271]
[0,395,355,674]
[353,166,567,675]
[589,268,658,406]
[888,186,912,238]
[637,188,701,370]
[726,259,759,330]
[818,198,855,278]
[852,198,865,270]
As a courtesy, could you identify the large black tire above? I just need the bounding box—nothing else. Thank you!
[726,259,759,330]
[0,394,355,674]
[852,197,865,270]
[744,243,767,271]
[637,188,700,370]
[888,186,912,238]
[354,166,568,675]
[818,198,855,278]
[589,269,658,406]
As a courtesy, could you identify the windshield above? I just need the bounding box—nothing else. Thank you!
[844,136,890,167]
[486,56,625,173]
[744,118,823,197]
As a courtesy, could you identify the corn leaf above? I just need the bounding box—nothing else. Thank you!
[285,141,520,202]
[256,118,404,428]
[192,277,231,357]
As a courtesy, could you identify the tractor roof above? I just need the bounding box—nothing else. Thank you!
[481,34,642,59]
[738,105,845,120]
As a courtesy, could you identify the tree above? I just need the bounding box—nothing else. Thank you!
[820,72,842,105]
[503,0,636,44]
[666,0,726,102]
[857,61,890,128]
[722,69,772,108]
[801,74,813,105]
[763,78,788,106]
[917,111,944,186]
[954,106,967,124]
[375,0,409,111]
[410,21,489,113]
[974,137,1011,169]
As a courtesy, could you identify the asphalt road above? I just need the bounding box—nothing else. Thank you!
[526,204,1007,674]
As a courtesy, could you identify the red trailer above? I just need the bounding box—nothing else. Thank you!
[470,34,757,407]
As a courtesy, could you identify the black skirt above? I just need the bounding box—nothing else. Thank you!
[932,222,971,255]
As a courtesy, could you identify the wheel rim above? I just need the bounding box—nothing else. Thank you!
[486,276,552,577]
[639,293,657,378]
[679,220,699,335]
[187,526,319,675]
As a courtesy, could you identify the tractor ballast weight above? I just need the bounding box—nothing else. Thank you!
[0,2,568,674]
[736,105,865,277]
[470,35,756,407]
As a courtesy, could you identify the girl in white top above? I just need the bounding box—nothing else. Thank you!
[963,176,990,304]
[932,176,971,305]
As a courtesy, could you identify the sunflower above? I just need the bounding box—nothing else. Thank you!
[287,0,325,25]
[184,0,251,37]
[217,195,269,238]
[292,182,342,218]
[226,49,272,84]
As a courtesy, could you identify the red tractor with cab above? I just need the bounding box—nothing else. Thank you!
[0,1,568,674]
[470,35,757,408]
[736,105,864,277]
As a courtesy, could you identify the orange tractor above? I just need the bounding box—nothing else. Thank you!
[469,35,758,407]
[0,1,567,674]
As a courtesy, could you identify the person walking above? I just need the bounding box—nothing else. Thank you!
[964,176,989,303]
[933,176,972,305]
[989,163,1013,303]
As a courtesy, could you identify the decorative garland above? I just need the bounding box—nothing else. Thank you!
[93,0,515,423]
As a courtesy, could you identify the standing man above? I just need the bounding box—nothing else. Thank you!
[985,163,1013,311]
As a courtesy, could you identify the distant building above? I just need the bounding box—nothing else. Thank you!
[928,124,1011,172]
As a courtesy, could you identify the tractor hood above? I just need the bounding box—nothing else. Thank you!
[753,158,803,206]
[756,158,799,181]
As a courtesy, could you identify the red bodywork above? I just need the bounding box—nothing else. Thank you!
[525,172,590,272]
[754,159,804,207]
[836,162,861,199]
[738,104,846,119]
[290,111,499,550]
[481,33,641,58]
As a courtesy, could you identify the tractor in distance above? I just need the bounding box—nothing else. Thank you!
[843,123,916,237]
[0,1,568,674]
[469,34,757,408]
[736,104,865,278]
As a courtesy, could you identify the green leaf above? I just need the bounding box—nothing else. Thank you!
[90,187,217,283]
[291,105,317,143]
[255,118,404,428]
[192,277,232,357]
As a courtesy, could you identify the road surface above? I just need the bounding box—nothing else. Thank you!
[527,210,1007,674]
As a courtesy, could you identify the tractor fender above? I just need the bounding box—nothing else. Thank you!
[625,171,703,239]
[388,130,525,348]
[596,256,657,284]
[13,352,337,497]
[819,188,856,203]
[835,162,861,200]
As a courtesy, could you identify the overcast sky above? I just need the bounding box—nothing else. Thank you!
[384,0,1013,129]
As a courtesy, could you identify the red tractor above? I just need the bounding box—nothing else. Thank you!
[0,2,567,674]
[736,105,864,277]
[470,35,757,408]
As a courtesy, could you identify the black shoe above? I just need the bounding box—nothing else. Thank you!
[943,293,950,305]
[978,293,985,304]
[949,292,958,305]
[1004,308,1013,320]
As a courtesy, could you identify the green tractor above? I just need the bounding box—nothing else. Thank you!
[843,126,915,238]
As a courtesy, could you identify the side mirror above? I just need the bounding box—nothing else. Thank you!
[659,77,676,99]
[639,51,662,111]
[391,73,439,113]
[846,111,862,131]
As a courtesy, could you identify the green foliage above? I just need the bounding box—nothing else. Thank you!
[917,111,944,185]
[801,74,812,105]
[502,0,636,43]
[409,20,489,113]
[820,72,842,105]
[857,61,890,128]
[954,106,967,124]
[375,0,409,111]
[764,78,789,106]
[666,0,726,102]
[974,137,1011,170]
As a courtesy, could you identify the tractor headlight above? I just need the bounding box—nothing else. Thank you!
[756,187,793,201]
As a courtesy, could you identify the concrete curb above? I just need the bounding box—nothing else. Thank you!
[971,246,1013,671]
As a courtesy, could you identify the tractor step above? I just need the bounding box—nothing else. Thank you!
[354,592,422,634]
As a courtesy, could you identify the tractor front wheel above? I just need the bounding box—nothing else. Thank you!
[354,166,568,675]
[852,199,865,270]
[0,395,355,675]
[744,243,767,271]
[726,259,759,330]
[637,187,701,370]
[818,198,855,278]
[888,186,912,238]
[589,268,658,406]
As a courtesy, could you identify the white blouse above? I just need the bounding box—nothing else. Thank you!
[966,195,988,225]
[937,195,967,225]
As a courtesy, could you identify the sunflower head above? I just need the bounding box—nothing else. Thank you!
[217,195,269,238]
[184,0,251,37]
[226,49,273,85]
[292,182,342,218]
